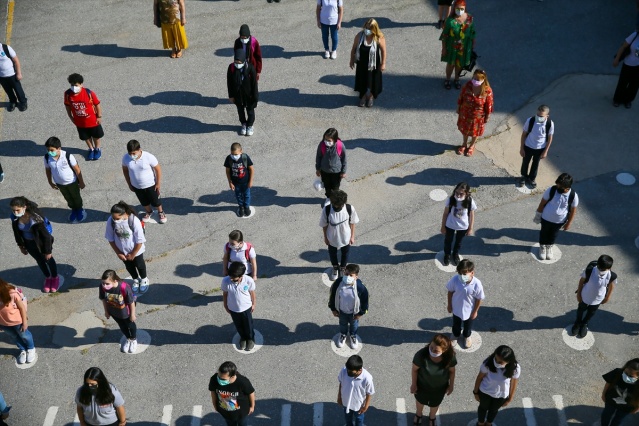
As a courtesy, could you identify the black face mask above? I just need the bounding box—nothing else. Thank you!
[88,385,98,394]
[333,205,344,212]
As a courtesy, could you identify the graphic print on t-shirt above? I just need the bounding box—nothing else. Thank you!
[453,206,465,219]
[231,162,246,180]
[217,390,240,411]
[114,224,132,240]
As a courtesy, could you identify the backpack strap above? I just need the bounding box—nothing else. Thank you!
[324,205,331,223]
[244,242,252,261]
[345,204,352,222]
[241,153,248,169]
[584,260,598,282]
[545,119,552,143]
[526,116,534,134]
[567,189,576,210]
[336,140,343,157]
[2,44,16,73]
[549,185,557,200]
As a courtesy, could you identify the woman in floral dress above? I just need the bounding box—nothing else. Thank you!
[439,0,475,90]
[154,0,188,58]
[456,69,493,157]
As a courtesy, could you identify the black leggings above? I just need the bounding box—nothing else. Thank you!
[320,171,342,199]
[123,253,146,280]
[477,390,507,423]
[444,226,467,255]
[112,315,137,340]
[23,238,57,278]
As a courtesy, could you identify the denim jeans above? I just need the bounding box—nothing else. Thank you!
[234,183,251,208]
[344,407,365,426]
[452,314,473,338]
[223,416,248,426]
[321,23,339,51]
[339,311,358,336]
[0,324,35,351]
[601,401,631,426]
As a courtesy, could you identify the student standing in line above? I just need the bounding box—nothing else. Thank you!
[75,367,127,426]
[473,345,521,426]
[320,189,359,280]
[64,73,104,161]
[99,270,138,354]
[328,263,368,350]
[349,18,386,107]
[222,262,256,351]
[222,230,257,281]
[600,358,639,426]
[44,137,87,223]
[446,259,484,349]
[316,0,344,59]
[209,361,256,426]
[0,278,35,364]
[337,355,375,426]
[0,42,27,111]
[227,49,258,136]
[440,182,476,266]
[122,139,167,224]
[224,142,254,218]
[234,25,262,80]
[315,128,346,207]
[518,105,554,189]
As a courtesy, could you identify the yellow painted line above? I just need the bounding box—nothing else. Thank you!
[0,0,15,140]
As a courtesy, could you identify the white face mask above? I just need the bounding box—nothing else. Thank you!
[598,271,608,277]
[622,372,639,384]
[230,243,241,250]
[13,209,25,218]
[234,62,245,69]
[461,274,471,283]
[455,195,465,202]
[494,359,507,369]
[455,8,464,16]
[344,276,355,285]
[536,115,546,123]
[71,85,81,94]
[240,37,249,44]
[471,79,483,87]
[429,347,442,358]
[364,29,372,36]
[129,153,139,161]
[114,218,126,224]
[230,154,241,161]
[324,140,334,147]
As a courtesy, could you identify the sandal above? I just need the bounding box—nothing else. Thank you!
[454,80,462,89]
[444,80,451,90]
[176,49,183,58]
[170,50,177,58]
[456,145,466,155]
[412,415,422,425]
[465,145,475,156]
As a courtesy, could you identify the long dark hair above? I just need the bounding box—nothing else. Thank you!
[9,196,45,222]
[78,367,116,406]
[615,359,639,409]
[484,345,518,379]
[110,201,136,217]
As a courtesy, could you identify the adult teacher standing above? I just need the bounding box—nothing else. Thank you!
[154,0,188,58]
[349,18,386,107]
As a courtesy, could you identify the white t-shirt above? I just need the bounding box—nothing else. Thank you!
[446,275,485,321]
[623,32,639,67]
[44,150,77,185]
[104,216,146,256]
[523,117,554,150]
[580,267,616,305]
[445,198,477,231]
[479,361,521,398]
[541,187,579,224]
[224,243,256,274]
[0,45,16,77]
[319,205,360,249]
[318,0,343,26]
[122,151,159,189]
[221,275,255,312]
[338,367,375,413]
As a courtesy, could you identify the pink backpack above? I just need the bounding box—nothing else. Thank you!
[320,139,344,156]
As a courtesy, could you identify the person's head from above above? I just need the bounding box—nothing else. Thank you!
[67,73,84,94]
[454,0,466,16]
[329,190,348,211]
[342,264,360,285]
[234,49,246,68]
[217,361,238,385]
[45,137,62,157]
[228,261,247,279]
[554,173,573,193]
[345,355,364,378]
[239,24,251,43]
[535,105,550,123]
[456,259,475,284]
[127,139,142,160]
[230,142,243,157]
[323,128,339,146]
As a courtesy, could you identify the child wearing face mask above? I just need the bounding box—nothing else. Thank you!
[337,355,375,426]
[227,49,259,136]
[315,128,347,207]
[571,255,617,339]
[328,264,368,350]
[600,359,639,426]
[224,142,254,218]
[440,182,476,266]
[533,172,579,260]
[222,229,257,281]
[222,262,257,351]
[446,259,484,349]
[518,105,554,189]
[105,201,149,293]
[64,73,104,161]
[320,190,359,280]
[234,24,262,80]
[99,270,138,353]
[473,345,520,426]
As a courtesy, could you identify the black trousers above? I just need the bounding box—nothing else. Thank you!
[0,74,26,104]
[520,146,545,182]
[236,104,255,126]
[575,301,600,325]
[477,390,507,423]
[122,253,147,280]
[613,63,639,104]
[24,238,57,278]
[452,314,473,338]
[539,218,563,245]
[444,226,467,256]
[230,307,254,341]
[320,170,342,199]
[112,315,137,339]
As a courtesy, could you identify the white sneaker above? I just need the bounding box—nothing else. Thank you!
[546,245,554,260]
[336,334,346,348]
[329,267,339,281]
[246,126,254,136]
[121,339,131,353]
[131,279,140,293]
[240,124,247,136]
[349,335,358,349]
[330,50,337,59]
[539,245,547,260]
[128,339,138,354]
[17,350,26,364]
[324,50,330,59]
[26,348,36,363]
[140,277,150,293]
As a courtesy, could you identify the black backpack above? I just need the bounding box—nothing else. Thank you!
[325,204,352,226]
[548,185,576,211]
[526,116,553,143]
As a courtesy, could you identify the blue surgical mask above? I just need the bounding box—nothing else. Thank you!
[129,153,139,161]
[536,115,546,123]
[230,154,241,161]
[217,376,231,386]
[13,209,25,218]
[622,372,638,384]
[48,151,58,157]
[364,29,372,36]
[461,274,471,283]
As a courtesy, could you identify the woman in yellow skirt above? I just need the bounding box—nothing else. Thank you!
[154,0,188,58]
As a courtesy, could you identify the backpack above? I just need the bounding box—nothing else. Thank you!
[548,185,576,211]
[526,116,553,143]
[225,241,253,261]
[12,288,27,312]
[231,153,248,169]
[105,282,136,315]
[448,196,471,218]
[1,44,15,73]
[320,139,344,157]
[325,204,352,226]
[584,260,617,284]
[111,214,145,235]
[11,213,53,235]
[43,151,77,177]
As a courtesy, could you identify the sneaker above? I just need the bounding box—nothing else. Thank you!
[527,179,537,189]
[578,324,588,339]
[324,50,330,59]
[240,124,247,136]
[330,267,339,281]
[131,279,140,293]
[43,277,52,293]
[546,245,554,260]
[68,209,78,223]
[538,245,547,260]
[128,339,138,353]
[50,276,60,293]
[17,101,27,112]
[121,339,131,353]
[7,103,16,112]
[449,333,458,343]
[349,335,358,349]
[26,348,36,363]
[246,339,255,351]
[571,323,580,336]
[140,211,152,222]
[443,254,450,266]
[87,149,95,161]
[517,177,526,188]
[452,253,461,266]
[240,339,247,350]
[330,50,337,59]
[246,126,254,136]
[17,350,26,364]
[139,277,150,293]
[238,206,245,217]
[0,172,4,183]
[336,334,347,348]
[77,208,87,223]
[464,336,472,348]
[93,148,102,160]
[158,211,167,224]
[243,207,251,217]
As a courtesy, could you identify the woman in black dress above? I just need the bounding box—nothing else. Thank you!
[349,18,386,107]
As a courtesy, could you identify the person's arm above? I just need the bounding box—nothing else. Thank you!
[226,167,235,190]
[45,168,58,190]
[447,291,454,313]
[467,210,474,236]
[602,383,610,402]
[562,206,577,231]
[249,290,256,313]
[115,404,127,426]
[11,54,22,80]
[153,0,160,26]
[77,405,88,426]
[250,256,258,281]
[358,393,372,414]
[447,366,456,395]
[102,299,111,319]
[502,378,518,407]
[613,41,630,66]
[349,33,360,69]
[210,391,218,412]
[602,281,615,304]
[519,127,528,157]
[323,225,329,246]
[247,392,255,415]
[70,164,85,190]
[349,222,355,245]
[95,103,102,125]
[125,243,143,260]
[337,382,343,406]
[473,372,487,401]
[541,134,553,159]
[575,277,586,303]
[122,166,135,191]
[109,241,127,261]
[441,205,450,234]
[128,301,136,322]
[65,104,75,121]
[536,197,549,213]
[379,36,386,71]
[247,165,254,188]
[178,0,186,25]
[316,4,322,28]
[222,250,230,276]
[223,291,230,314]
[410,363,419,394]
[470,298,482,320]
[337,5,343,30]
[15,296,28,332]
[152,164,162,193]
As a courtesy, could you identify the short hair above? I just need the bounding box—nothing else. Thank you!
[228,230,244,242]
[597,255,613,271]
[345,355,363,371]
[218,361,237,377]
[457,259,475,274]
[228,261,246,278]
[101,269,121,282]
[45,137,61,149]
[323,128,339,141]
[330,189,348,207]
[344,264,360,275]
[555,173,573,189]
[537,104,550,114]
[67,73,84,85]
[231,142,242,152]
[127,139,141,153]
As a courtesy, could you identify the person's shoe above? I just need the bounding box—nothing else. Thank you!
[246,126,254,136]
[26,348,36,363]
[443,254,450,266]
[528,180,537,189]
[240,339,247,350]
[7,103,16,112]
[68,209,78,223]
[449,333,458,344]
[349,335,358,349]
[436,19,443,29]
[517,176,526,187]
[77,209,87,223]
[578,324,588,339]
[0,172,4,183]
[240,124,247,136]
[464,336,472,348]
[538,245,547,260]
[324,50,330,59]
[140,211,152,222]
[121,338,130,352]
[246,339,255,351]
[452,253,461,266]
[330,267,339,281]
[140,277,150,293]
[131,279,140,293]
[625,102,632,109]
[336,334,346,348]
[43,277,52,293]
[17,101,27,112]
[330,50,337,59]
[571,323,580,336]
[128,339,138,353]
[359,97,366,107]
[17,350,26,364]
[243,207,251,217]
[50,276,60,293]
[93,148,102,160]
[87,149,95,161]
[238,206,245,217]
[546,245,554,260]
[158,211,167,224]
[367,96,374,107]
[274,0,280,3]
[267,0,273,2]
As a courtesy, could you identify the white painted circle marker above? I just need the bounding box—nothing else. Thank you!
[14,351,38,369]
[451,331,482,353]
[435,251,464,273]
[429,189,448,201]
[616,173,636,186]
[321,267,339,287]
[241,206,256,219]
[119,329,151,355]
[561,325,594,351]
[530,243,562,264]
[232,329,263,354]
[138,211,158,224]
[331,333,362,357]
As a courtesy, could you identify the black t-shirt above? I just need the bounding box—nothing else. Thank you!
[98,282,135,319]
[208,373,255,420]
[224,154,253,185]
[412,348,457,391]
[603,368,639,412]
